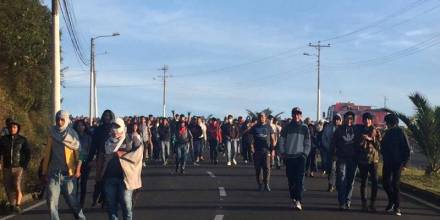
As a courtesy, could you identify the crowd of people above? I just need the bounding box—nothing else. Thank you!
[0,106,411,219]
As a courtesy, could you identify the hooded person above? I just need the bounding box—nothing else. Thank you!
[88,109,115,206]
[102,117,143,220]
[0,119,30,213]
[41,110,85,220]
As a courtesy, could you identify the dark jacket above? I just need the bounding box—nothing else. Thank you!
[87,110,115,163]
[222,123,240,140]
[380,127,410,167]
[189,124,203,141]
[158,125,171,142]
[331,125,360,160]
[0,134,30,169]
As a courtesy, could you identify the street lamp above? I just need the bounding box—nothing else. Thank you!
[89,32,120,126]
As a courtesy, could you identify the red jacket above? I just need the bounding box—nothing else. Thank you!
[207,122,222,143]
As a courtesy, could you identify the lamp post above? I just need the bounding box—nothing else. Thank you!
[89,32,120,126]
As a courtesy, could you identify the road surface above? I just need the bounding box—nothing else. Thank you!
[2,160,439,220]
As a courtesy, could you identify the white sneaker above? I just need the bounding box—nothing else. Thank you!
[227,161,232,166]
[244,160,248,164]
[232,159,237,165]
[295,201,303,211]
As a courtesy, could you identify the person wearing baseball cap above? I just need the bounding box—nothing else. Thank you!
[279,107,311,211]
[321,113,342,192]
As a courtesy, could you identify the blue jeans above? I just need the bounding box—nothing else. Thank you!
[161,141,171,163]
[175,143,189,171]
[193,140,203,160]
[226,139,238,162]
[104,178,133,220]
[285,156,306,202]
[336,159,358,206]
[47,171,86,220]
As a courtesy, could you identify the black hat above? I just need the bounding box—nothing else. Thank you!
[291,107,302,115]
[362,112,374,120]
[384,113,399,126]
[344,111,355,119]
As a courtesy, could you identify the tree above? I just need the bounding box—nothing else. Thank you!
[246,108,284,120]
[391,93,440,175]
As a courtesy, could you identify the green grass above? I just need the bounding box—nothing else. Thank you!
[401,167,440,196]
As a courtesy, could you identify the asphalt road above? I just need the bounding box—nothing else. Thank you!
[2,159,439,220]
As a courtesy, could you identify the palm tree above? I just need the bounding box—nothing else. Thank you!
[390,92,440,175]
[246,108,284,120]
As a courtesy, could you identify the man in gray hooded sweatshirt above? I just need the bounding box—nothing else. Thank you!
[279,107,311,211]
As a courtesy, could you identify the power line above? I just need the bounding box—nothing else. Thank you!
[318,0,428,43]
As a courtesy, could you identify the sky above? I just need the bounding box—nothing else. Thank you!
[41,0,440,119]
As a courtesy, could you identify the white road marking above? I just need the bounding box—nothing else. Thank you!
[207,171,216,178]
[401,191,440,211]
[218,187,227,197]
[214,214,224,220]
[0,201,45,220]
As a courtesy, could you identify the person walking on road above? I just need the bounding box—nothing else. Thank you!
[222,115,240,166]
[88,109,115,207]
[158,118,172,166]
[357,112,381,212]
[102,118,143,220]
[250,113,276,192]
[73,119,93,208]
[331,111,360,211]
[174,119,193,174]
[381,113,411,216]
[321,114,342,192]
[279,107,311,211]
[41,110,85,220]
[0,119,30,213]
[207,118,222,164]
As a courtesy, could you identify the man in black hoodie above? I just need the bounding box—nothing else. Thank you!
[381,113,410,216]
[331,111,360,211]
[87,109,115,207]
[0,119,30,213]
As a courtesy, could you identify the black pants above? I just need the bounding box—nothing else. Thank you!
[358,163,378,203]
[242,142,252,161]
[253,151,271,185]
[79,165,90,207]
[285,156,306,201]
[306,147,318,173]
[382,162,402,208]
[209,139,218,162]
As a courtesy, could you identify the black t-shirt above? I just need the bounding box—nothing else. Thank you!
[250,123,273,152]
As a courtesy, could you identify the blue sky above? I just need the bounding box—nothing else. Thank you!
[42,0,440,119]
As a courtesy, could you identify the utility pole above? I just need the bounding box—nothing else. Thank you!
[89,33,120,126]
[89,38,95,126]
[307,41,330,121]
[52,0,61,124]
[384,96,388,108]
[158,65,171,118]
